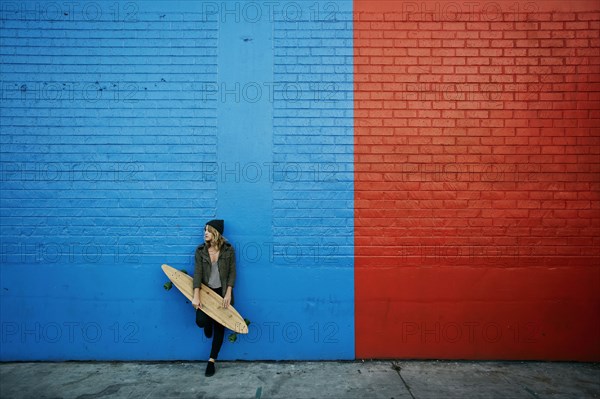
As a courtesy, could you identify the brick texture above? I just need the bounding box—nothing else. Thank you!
[0,7,218,267]
[0,1,356,361]
[273,10,354,268]
[354,0,600,360]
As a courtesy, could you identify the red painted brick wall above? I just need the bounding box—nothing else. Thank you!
[354,0,600,360]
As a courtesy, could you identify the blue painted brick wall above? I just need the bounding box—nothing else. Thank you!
[0,0,354,361]
[1,0,219,360]
[266,4,354,359]
[273,8,354,265]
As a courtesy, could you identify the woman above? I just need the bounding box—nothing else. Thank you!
[192,219,236,377]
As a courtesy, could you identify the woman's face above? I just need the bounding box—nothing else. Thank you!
[204,226,214,243]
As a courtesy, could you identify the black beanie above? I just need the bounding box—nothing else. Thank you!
[206,219,224,235]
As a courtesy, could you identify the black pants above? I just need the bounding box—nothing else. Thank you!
[195,286,225,360]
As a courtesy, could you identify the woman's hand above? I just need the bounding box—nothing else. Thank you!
[192,287,202,310]
[192,295,202,310]
[222,291,231,309]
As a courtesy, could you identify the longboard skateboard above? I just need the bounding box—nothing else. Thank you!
[162,264,248,334]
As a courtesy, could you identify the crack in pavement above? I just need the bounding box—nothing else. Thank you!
[391,361,416,399]
[62,371,98,387]
[497,369,541,399]
[75,383,135,399]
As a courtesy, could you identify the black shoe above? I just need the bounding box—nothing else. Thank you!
[205,361,215,377]
[204,323,213,338]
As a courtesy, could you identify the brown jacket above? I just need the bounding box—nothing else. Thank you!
[193,242,236,305]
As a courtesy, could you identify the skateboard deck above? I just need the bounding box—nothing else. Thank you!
[162,264,248,334]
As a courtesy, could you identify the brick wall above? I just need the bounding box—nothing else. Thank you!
[0,0,355,361]
[267,4,355,358]
[1,0,598,361]
[354,0,600,360]
[0,1,221,360]
[273,10,354,267]
[0,2,218,267]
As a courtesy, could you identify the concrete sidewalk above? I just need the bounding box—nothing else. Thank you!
[0,360,598,399]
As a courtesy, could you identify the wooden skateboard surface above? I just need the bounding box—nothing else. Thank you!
[162,264,248,334]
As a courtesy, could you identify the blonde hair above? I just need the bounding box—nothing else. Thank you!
[205,225,225,249]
